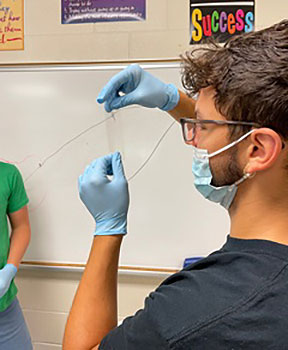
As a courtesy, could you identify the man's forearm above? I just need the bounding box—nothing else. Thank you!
[63,235,123,350]
[168,90,196,123]
[7,226,31,268]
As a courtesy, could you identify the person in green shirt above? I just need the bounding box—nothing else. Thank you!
[0,162,33,349]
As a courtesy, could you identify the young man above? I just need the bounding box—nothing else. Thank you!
[0,162,32,349]
[63,20,288,349]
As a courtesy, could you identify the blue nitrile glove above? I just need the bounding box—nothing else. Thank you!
[78,152,129,235]
[97,64,180,113]
[0,264,17,298]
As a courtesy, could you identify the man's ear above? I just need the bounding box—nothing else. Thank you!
[245,128,283,173]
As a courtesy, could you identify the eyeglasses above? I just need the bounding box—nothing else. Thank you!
[180,118,260,143]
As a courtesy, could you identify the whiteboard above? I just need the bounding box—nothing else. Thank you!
[0,63,229,271]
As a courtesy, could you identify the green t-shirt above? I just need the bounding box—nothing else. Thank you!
[0,162,29,311]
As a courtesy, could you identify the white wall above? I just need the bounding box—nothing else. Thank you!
[3,0,288,348]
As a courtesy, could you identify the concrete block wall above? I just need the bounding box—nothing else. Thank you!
[16,269,165,349]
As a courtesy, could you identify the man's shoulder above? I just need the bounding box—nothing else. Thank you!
[102,245,288,349]
[147,248,286,345]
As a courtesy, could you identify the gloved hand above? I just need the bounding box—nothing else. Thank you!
[78,152,129,235]
[0,264,17,298]
[97,64,180,112]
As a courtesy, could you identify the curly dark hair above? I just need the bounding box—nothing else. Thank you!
[181,20,288,140]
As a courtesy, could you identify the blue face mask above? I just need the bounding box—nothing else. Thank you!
[192,130,256,209]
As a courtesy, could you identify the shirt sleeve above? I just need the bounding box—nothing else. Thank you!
[99,292,170,350]
[7,165,29,213]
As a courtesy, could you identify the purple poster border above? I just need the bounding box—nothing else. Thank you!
[62,0,146,24]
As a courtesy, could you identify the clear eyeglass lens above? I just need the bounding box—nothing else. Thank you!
[184,123,195,142]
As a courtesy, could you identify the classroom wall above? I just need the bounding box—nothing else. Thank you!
[1,0,190,63]
[16,270,165,349]
[3,0,287,348]
[0,0,286,64]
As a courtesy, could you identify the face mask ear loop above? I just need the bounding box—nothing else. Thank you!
[226,172,256,195]
[234,171,256,187]
[207,129,257,159]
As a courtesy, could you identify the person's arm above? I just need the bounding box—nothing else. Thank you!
[0,206,31,299]
[7,206,31,268]
[63,152,129,350]
[64,236,122,350]
[168,90,196,123]
[97,64,196,124]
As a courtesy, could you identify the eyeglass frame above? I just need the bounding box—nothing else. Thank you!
[180,117,261,143]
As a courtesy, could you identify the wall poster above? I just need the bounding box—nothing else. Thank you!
[0,0,24,50]
[62,0,146,24]
[190,0,255,44]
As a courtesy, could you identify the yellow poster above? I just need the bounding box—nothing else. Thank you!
[0,0,24,51]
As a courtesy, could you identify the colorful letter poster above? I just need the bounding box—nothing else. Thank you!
[190,0,255,44]
[0,0,24,50]
[62,0,146,24]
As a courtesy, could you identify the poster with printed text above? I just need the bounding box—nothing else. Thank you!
[190,0,255,44]
[62,0,146,24]
[0,0,24,50]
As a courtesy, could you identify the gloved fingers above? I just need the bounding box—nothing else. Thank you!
[0,264,17,298]
[106,162,113,176]
[78,175,83,191]
[80,156,113,188]
[84,164,91,176]
[111,152,127,181]
[92,154,114,181]
[79,152,125,188]
[120,65,142,94]
[92,157,112,175]
[79,160,98,190]
[108,91,137,110]
[90,159,98,169]
[97,69,129,104]
[4,264,17,276]
[104,91,118,113]
[104,101,112,113]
